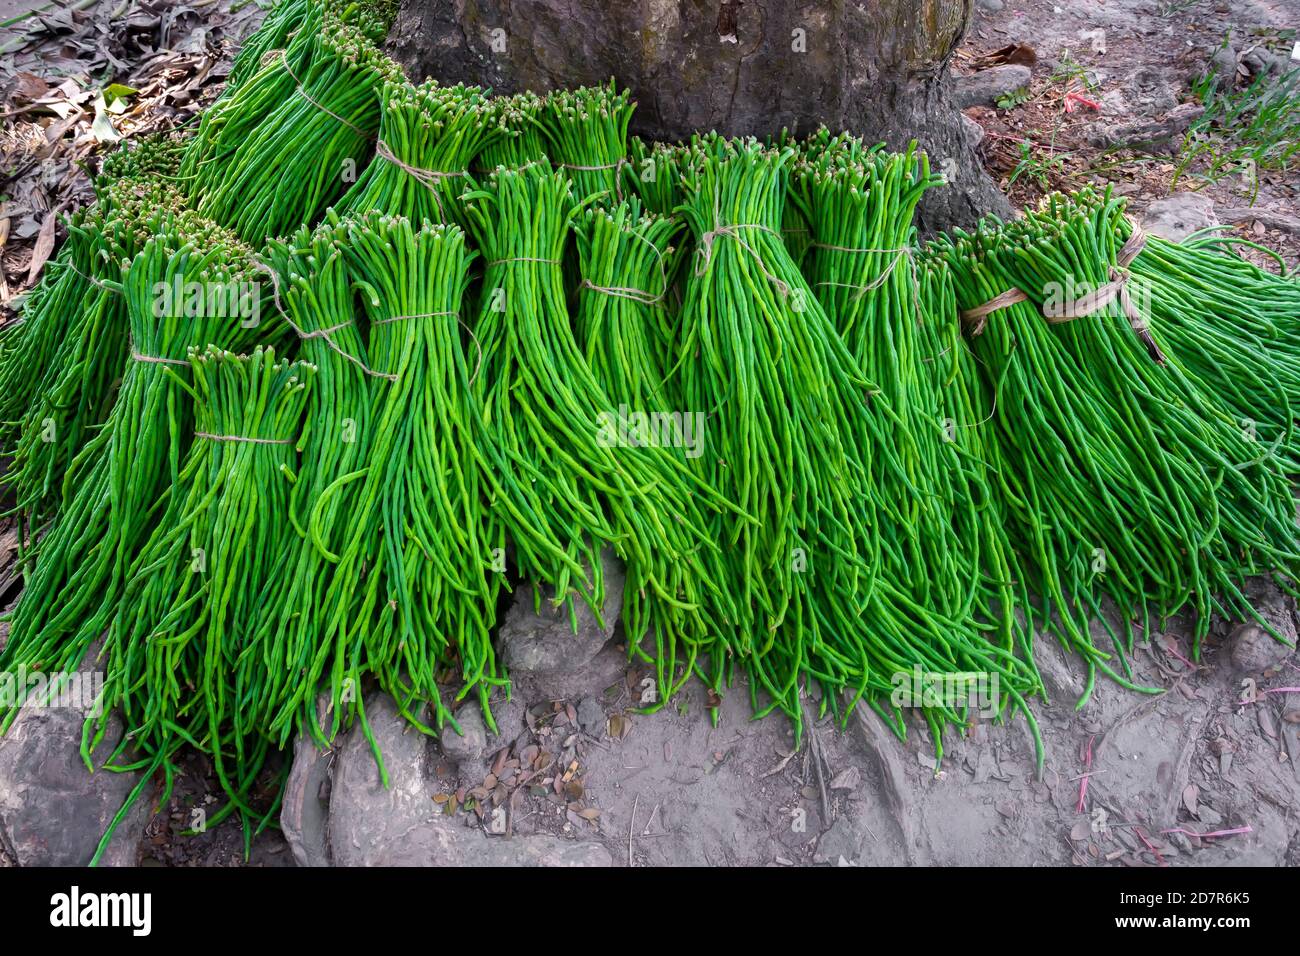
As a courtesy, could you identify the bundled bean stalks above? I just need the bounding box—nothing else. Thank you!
[676,140,1040,752]
[226,0,314,89]
[183,5,402,244]
[248,220,376,748]
[463,161,734,702]
[335,79,494,227]
[916,247,1041,673]
[1107,210,1300,471]
[88,347,312,863]
[542,81,635,203]
[325,212,504,732]
[574,199,684,413]
[227,0,396,90]
[0,137,183,443]
[0,209,266,732]
[4,140,187,535]
[627,137,689,216]
[475,92,547,172]
[937,189,1300,685]
[0,206,104,462]
[791,138,1021,648]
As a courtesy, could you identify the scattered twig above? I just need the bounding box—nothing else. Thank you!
[627,793,639,868]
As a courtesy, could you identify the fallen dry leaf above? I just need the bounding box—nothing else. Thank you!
[25,209,56,286]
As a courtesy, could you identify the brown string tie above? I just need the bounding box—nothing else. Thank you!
[251,258,397,383]
[373,139,468,222]
[559,157,630,203]
[1041,223,1162,363]
[961,288,1031,336]
[694,211,790,298]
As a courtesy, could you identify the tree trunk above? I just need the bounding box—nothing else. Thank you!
[386,0,1008,230]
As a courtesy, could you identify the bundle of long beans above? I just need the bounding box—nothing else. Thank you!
[573,199,684,413]
[335,79,494,226]
[0,208,266,732]
[935,189,1300,684]
[182,1,325,189]
[626,137,687,216]
[676,140,1040,751]
[475,92,547,172]
[184,6,401,244]
[916,246,1042,678]
[0,135,181,453]
[792,139,1010,636]
[248,219,377,748]
[463,161,734,701]
[333,212,504,730]
[87,346,312,863]
[1108,210,1300,471]
[0,207,103,460]
[542,81,635,203]
[226,0,316,89]
[4,141,188,535]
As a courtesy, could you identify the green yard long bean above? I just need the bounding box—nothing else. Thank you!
[541,81,635,204]
[935,189,1300,682]
[0,207,267,733]
[249,219,377,748]
[4,140,188,537]
[334,212,504,729]
[463,160,735,703]
[184,7,401,244]
[676,139,1041,753]
[87,346,312,863]
[335,79,494,227]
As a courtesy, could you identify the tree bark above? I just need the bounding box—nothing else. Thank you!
[386,0,1008,230]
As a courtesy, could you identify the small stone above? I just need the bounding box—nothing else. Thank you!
[441,700,488,765]
[977,0,1003,11]
[1229,622,1294,677]
[576,697,605,736]
[496,549,625,675]
[1141,193,1219,243]
[814,816,861,864]
[1209,44,1238,79]
[954,65,1033,109]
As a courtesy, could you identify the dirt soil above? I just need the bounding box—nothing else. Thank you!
[1,0,1298,868]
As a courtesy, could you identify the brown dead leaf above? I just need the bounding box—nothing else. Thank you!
[25,209,56,286]
[564,778,584,800]
[828,767,861,791]
[432,792,449,804]
[1069,820,1091,842]
[608,713,630,739]
[483,773,498,791]
[577,807,600,821]
[11,72,50,102]
[1182,784,1198,817]
[490,747,508,776]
